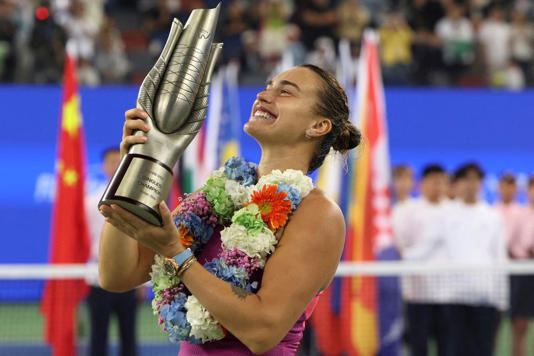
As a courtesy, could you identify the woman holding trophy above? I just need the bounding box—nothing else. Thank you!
[98,5,361,356]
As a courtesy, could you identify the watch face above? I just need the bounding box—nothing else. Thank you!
[164,259,177,276]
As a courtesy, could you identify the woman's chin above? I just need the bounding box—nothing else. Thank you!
[244,119,272,135]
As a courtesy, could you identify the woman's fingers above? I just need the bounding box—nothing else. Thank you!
[120,135,148,155]
[121,109,150,156]
[159,201,174,228]
[123,109,149,137]
[124,118,150,134]
[110,204,147,230]
[125,108,148,121]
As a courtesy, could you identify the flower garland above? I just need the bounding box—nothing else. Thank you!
[150,157,313,344]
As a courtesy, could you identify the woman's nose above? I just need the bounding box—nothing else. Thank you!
[256,88,274,103]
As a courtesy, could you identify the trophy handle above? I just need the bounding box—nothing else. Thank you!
[137,19,184,119]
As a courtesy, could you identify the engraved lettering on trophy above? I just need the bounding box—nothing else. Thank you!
[199,30,209,39]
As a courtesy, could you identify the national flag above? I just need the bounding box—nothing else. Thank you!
[313,30,397,356]
[40,54,91,356]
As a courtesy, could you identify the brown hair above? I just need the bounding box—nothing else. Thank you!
[299,64,361,173]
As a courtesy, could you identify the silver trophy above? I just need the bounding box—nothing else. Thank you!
[99,5,223,226]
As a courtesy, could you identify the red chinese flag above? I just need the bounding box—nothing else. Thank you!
[40,54,91,356]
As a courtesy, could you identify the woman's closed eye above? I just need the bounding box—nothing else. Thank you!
[280,89,291,95]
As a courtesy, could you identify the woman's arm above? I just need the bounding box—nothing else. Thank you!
[98,221,156,291]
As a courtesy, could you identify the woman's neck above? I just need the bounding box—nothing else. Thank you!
[257,145,311,178]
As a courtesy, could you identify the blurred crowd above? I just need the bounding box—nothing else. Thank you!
[392,164,534,356]
[0,0,533,88]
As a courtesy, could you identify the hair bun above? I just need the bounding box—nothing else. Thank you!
[332,122,361,152]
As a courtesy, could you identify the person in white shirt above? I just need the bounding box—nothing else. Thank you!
[443,163,508,356]
[479,5,512,84]
[393,164,451,356]
[86,148,143,356]
[435,3,475,84]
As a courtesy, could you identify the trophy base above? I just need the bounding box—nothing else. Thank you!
[99,153,173,226]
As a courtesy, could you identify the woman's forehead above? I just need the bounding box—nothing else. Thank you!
[270,67,321,91]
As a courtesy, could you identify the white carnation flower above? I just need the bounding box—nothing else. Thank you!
[256,169,313,198]
[185,296,225,343]
[220,224,277,264]
[225,179,253,208]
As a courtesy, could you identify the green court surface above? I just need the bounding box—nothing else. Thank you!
[2,303,534,355]
[0,302,169,343]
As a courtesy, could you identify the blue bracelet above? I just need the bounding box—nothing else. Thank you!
[173,248,193,267]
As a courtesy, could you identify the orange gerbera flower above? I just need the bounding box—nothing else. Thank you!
[248,184,292,230]
[177,223,194,247]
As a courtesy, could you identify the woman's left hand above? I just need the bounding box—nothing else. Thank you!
[100,201,184,258]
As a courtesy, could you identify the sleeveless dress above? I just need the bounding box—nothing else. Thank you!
[178,227,320,356]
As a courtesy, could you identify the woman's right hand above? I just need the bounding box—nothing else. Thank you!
[120,108,151,157]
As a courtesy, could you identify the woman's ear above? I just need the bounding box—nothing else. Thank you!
[308,118,332,138]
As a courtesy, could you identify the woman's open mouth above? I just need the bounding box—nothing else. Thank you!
[253,106,278,121]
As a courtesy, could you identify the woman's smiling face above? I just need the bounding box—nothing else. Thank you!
[244,66,326,147]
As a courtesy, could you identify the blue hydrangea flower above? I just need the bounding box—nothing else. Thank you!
[159,294,191,343]
[204,258,251,291]
[174,213,214,252]
[276,184,302,210]
[224,157,258,187]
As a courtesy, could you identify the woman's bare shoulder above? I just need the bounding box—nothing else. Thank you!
[297,188,344,221]
[283,188,345,245]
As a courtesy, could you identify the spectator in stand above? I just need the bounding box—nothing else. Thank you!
[495,173,534,356]
[379,11,413,86]
[0,0,17,82]
[511,176,534,356]
[306,36,337,74]
[144,0,179,53]
[284,24,307,67]
[30,0,67,84]
[392,164,451,356]
[510,10,534,85]
[392,164,414,204]
[443,163,507,356]
[221,1,248,63]
[435,3,475,85]
[244,1,262,31]
[407,0,445,85]
[61,0,98,61]
[479,4,512,86]
[296,0,338,51]
[239,30,267,85]
[95,15,130,84]
[336,0,370,44]
[78,57,101,86]
[258,0,291,63]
